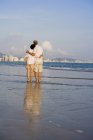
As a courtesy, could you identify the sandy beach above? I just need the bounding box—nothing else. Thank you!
[0,64,93,140]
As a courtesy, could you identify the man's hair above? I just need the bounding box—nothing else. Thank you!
[33,40,38,45]
[30,44,35,50]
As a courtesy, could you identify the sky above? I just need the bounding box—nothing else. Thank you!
[0,0,93,60]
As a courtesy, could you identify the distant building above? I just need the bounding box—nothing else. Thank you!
[44,59,51,62]
[13,57,19,62]
[8,55,14,62]
[4,55,9,61]
[19,57,24,62]
[0,57,2,61]
[75,60,82,63]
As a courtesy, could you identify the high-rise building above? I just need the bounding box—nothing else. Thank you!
[0,58,2,61]
[13,57,19,61]
[4,55,9,61]
[8,55,14,62]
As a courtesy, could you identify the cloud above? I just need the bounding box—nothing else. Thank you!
[57,48,69,56]
[42,41,53,52]
[42,41,70,58]
[0,34,27,56]
[0,35,69,58]
[42,40,69,58]
[10,46,26,56]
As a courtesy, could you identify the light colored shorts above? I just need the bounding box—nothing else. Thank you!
[34,64,43,72]
[26,64,34,74]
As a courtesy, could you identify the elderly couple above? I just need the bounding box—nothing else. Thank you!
[24,40,43,83]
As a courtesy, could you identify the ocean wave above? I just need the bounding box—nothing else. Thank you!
[43,76,93,80]
[1,79,93,87]
[44,66,93,72]
[0,61,93,72]
[0,73,93,81]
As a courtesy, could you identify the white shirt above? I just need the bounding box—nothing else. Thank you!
[34,45,43,58]
[24,49,35,64]
[34,45,43,64]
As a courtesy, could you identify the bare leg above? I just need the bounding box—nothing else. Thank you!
[35,72,39,83]
[26,65,30,82]
[30,64,34,82]
[38,72,42,83]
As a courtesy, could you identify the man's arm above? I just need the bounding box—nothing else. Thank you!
[39,54,43,58]
[26,50,44,58]
[26,50,35,56]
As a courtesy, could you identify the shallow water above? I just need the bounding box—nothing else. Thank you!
[0,64,93,140]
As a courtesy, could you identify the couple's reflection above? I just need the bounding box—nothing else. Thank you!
[24,83,42,117]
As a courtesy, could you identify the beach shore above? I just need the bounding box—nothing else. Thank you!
[0,64,93,140]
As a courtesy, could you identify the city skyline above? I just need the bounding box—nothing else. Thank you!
[0,0,93,60]
[0,53,93,63]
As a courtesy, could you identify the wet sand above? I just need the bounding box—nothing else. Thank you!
[0,64,93,140]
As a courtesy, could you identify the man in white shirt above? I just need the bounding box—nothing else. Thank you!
[24,44,35,82]
[26,40,43,83]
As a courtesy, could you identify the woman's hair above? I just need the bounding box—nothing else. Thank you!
[30,44,35,50]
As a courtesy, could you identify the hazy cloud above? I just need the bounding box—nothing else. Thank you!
[57,48,69,56]
[41,40,69,58]
[0,34,27,56]
[10,46,26,56]
[42,41,53,52]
